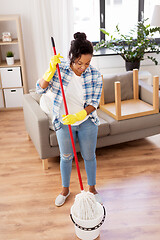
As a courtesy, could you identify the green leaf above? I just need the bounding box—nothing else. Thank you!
[100,28,109,36]
[95,18,160,64]
[6,51,14,57]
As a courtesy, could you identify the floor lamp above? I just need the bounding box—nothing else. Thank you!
[151,5,160,87]
[151,5,160,27]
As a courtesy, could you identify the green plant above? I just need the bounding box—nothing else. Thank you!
[6,51,14,57]
[94,19,160,65]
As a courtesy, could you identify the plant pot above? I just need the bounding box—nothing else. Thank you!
[6,57,14,65]
[125,60,140,71]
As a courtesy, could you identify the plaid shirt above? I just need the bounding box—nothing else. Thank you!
[36,60,102,131]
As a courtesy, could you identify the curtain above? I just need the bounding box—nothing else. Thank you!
[30,0,74,89]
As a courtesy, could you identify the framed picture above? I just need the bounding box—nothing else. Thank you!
[2,32,12,42]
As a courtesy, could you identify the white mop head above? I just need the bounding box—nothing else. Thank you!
[72,191,99,220]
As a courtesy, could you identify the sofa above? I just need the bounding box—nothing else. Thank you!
[23,71,160,170]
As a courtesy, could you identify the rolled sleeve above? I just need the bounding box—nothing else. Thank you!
[36,79,49,94]
[91,74,102,108]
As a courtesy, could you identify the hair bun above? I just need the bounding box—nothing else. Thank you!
[74,32,86,41]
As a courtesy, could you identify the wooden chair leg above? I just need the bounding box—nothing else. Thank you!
[42,159,48,170]
[115,81,121,120]
[27,134,31,140]
[133,69,139,99]
[153,75,159,112]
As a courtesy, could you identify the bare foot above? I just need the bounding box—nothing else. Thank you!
[89,186,98,195]
[60,187,69,196]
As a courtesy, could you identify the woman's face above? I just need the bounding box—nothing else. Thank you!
[71,54,92,76]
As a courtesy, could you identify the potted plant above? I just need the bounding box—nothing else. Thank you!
[6,51,14,65]
[94,19,160,71]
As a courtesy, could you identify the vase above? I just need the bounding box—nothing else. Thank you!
[6,57,14,65]
[125,60,140,71]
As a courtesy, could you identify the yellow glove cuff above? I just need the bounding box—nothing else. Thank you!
[62,109,87,125]
[43,53,63,82]
[43,66,56,82]
[74,109,87,121]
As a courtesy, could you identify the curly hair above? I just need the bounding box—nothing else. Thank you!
[69,32,93,64]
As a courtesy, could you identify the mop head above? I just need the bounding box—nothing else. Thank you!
[72,191,99,220]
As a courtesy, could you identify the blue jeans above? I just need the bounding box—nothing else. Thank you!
[56,118,98,188]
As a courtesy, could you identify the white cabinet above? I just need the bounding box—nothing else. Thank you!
[0,89,4,108]
[1,67,22,88]
[4,88,23,107]
[0,15,28,109]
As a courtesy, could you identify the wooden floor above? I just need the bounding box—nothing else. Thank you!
[1,110,160,240]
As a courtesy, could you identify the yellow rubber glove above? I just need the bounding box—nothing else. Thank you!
[62,109,87,125]
[43,53,63,82]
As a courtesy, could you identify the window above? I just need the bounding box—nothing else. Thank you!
[73,0,100,42]
[104,0,139,38]
[73,0,159,44]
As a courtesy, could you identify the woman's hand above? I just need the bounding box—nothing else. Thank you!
[62,109,87,125]
[43,53,63,82]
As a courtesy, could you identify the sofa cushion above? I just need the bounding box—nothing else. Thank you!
[97,117,110,137]
[97,109,160,135]
[29,89,41,103]
[49,130,58,147]
[103,71,133,103]
[49,116,110,147]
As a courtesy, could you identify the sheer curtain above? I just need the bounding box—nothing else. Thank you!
[29,0,74,89]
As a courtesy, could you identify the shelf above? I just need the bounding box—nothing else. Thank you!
[0,60,21,67]
[0,38,18,45]
[0,86,23,90]
[0,107,22,111]
[0,15,20,21]
[0,14,28,110]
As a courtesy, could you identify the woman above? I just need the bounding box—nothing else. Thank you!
[36,32,102,207]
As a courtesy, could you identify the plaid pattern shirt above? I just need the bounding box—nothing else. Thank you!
[36,60,102,131]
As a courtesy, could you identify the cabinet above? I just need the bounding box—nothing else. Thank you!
[0,14,28,109]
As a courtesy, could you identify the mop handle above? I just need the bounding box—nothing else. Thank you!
[51,37,84,191]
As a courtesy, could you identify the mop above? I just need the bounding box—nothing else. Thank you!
[51,37,100,220]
